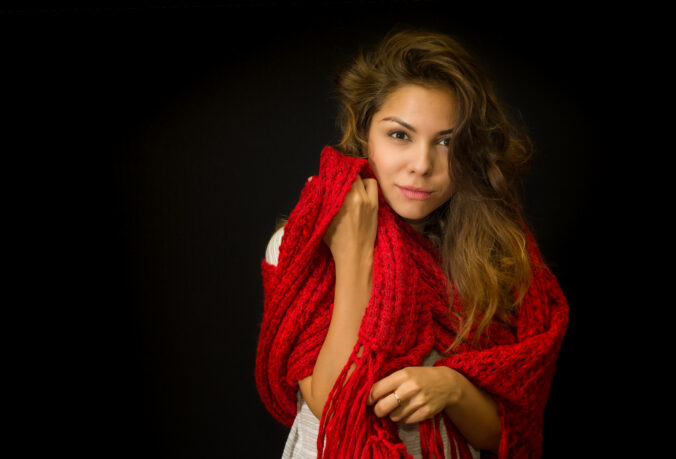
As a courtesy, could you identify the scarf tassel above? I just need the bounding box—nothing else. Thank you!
[315,340,474,458]
[317,343,412,458]
[418,412,474,459]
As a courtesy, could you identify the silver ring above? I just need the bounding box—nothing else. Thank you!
[392,391,401,406]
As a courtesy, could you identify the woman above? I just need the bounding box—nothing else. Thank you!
[256,28,568,458]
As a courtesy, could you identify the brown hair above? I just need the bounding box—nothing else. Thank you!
[334,28,534,351]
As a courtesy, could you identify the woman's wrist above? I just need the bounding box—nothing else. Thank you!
[334,253,374,290]
[440,366,501,453]
[439,366,464,408]
[333,255,373,314]
[334,250,374,271]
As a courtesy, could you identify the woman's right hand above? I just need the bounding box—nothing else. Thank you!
[322,175,379,267]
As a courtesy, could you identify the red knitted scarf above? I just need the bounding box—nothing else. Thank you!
[255,146,568,458]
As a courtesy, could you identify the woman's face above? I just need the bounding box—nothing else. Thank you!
[367,84,457,231]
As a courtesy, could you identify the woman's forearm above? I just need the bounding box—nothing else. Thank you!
[442,367,501,454]
[302,255,373,419]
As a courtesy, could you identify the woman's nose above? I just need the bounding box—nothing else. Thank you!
[408,144,433,176]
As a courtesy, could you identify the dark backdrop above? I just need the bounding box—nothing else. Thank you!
[5,1,642,457]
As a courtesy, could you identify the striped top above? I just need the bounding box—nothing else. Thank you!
[265,227,480,459]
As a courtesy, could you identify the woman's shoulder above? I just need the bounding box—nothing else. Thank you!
[264,225,285,266]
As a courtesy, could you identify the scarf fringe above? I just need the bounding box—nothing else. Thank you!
[416,411,474,459]
[316,339,474,458]
[317,342,413,459]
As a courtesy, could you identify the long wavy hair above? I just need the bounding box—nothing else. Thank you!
[334,28,534,351]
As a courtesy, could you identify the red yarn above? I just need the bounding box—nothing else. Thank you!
[255,146,568,458]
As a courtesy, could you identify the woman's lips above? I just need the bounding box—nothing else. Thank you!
[397,185,433,201]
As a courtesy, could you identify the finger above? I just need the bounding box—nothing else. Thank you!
[398,404,433,425]
[362,178,379,205]
[373,392,405,419]
[373,381,421,419]
[351,175,368,201]
[307,176,313,182]
[367,370,407,405]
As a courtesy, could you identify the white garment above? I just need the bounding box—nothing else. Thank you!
[265,227,480,459]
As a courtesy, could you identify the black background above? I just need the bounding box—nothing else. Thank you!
[4,1,649,457]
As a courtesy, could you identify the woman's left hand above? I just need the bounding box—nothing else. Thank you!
[366,366,461,424]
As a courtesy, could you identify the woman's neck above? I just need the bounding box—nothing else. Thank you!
[402,217,426,234]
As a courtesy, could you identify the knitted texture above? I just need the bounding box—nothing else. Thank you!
[255,146,569,458]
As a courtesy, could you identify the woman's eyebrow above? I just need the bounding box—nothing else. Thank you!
[381,116,454,136]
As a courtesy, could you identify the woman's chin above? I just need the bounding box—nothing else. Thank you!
[395,209,432,224]
[386,199,435,224]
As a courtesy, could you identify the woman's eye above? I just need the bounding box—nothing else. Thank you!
[388,130,409,141]
[439,137,451,147]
